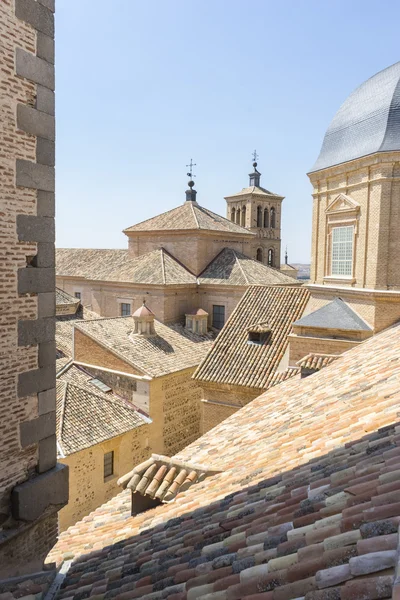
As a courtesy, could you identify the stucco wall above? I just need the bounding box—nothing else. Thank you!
[59,425,151,532]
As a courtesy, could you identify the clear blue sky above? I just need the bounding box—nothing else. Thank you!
[55,0,400,263]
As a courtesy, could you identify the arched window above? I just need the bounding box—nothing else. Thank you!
[256,248,263,262]
[263,208,269,228]
[257,206,262,228]
[236,208,241,225]
[268,248,274,267]
[270,207,276,229]
[241,206,246,227]
[231,207,235,222]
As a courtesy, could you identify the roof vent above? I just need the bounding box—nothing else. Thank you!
[132,301,156,336]
[185,309,208,334]
[246,322,272,345]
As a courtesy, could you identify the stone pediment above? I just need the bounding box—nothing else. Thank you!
[325,193,360,214]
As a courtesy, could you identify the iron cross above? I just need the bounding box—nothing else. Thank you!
[252,150,259,163]
[186,158,197,179]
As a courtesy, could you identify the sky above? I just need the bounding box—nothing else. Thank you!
[55,0,400,263]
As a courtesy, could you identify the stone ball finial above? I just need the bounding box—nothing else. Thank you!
[188,180,195,188]
[253,162,257,168]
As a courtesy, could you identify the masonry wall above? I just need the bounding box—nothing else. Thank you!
[58,426,151,532]
[0,0,68,578]
[74,329,143,375]
[199,382,260,435]
[126,232,253,276]
[287,333,361,364]
[150,367,204,456]
[197,286,245,328]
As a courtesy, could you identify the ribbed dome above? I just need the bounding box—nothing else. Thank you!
[310,62,400,173]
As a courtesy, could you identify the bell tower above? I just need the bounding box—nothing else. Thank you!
[224,153,284,268]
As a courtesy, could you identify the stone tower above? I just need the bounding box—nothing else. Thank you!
[225,160,284,268]
[0,0,68,578]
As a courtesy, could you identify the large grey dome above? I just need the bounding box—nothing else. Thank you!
[310,62,400,173]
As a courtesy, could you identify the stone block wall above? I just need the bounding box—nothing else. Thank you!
[0,0,67,578]
[58,426,151,532]
[199,382,260,434]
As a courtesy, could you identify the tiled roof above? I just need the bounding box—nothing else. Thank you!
[56,287,79,306]
[56,248,197,284]
[268,366,301,387]
[123,201,254,236]
[198,248,298,286]
[294,298,372,331]
[49,321,400,600]
[56,305,99,358]
[226,185,283,198]
[297,353,340,371]
[75,317,214,378]
[118,454,221,503]
[194,285,310,388]
[56,376,146,456]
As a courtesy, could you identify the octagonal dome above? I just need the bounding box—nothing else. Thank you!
[310,61,400,173]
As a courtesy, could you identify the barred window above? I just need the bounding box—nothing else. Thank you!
[120,303,131,316]
[332,226,353,276]
[212,305,225,330]
[104,451,114,480]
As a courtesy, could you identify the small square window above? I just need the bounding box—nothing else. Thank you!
[121,303,131,316]
[74,292,81,300]
[104,451,114,480]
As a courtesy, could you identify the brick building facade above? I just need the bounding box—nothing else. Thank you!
[0,0,67,578]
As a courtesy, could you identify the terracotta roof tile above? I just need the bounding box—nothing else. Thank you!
[75,317,214,378]
[56,287,80,306]
[56,248,197,284]
[56,305,99,358]
[48,322,400,600]
[194,285,310,388]
[198,249,297,286]
[297,354,340,371]
[123,201,254,236]
[225,185,283,199]
[118,454,221,503]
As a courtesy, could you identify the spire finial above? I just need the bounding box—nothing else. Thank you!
[252,149,259,168]
[249,151,261,186]
[285,246,288,265]
[186,158,197,184]
[185,159,198,202]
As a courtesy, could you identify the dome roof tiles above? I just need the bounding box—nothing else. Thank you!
[311,61,400,173]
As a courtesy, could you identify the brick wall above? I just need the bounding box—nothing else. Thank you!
[288,333,361,364]
[199,382,260,434]
[0,0,67,578]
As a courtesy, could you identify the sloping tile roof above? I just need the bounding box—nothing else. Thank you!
[49,322,400,600]
[294,298,372,331]
[56,378,147,456]
[56,305,99,358]
[198,248,298,286]
[268,366,301,387]
[123,201,254,236]
[118,454,221,503]
[194,285,310,388]
[226,185,283,198]
[56,248,197,285]
[297,353,340,371]
[56,287,79,306]
[75,317,214,378]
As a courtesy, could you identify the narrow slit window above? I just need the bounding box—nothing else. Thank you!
[104,451,114,480]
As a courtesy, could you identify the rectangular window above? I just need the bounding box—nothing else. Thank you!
[120,303,131,316]
[104,451,114,480]
[74,292,81,300]
[212,305,225,330]
[331,226,353,277]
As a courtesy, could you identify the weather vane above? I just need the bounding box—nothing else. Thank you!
[186,158,197,180]
[252,150,259,163]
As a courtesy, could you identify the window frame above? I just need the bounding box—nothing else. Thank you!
[212,304,225,330]
[324,195,359,282]
[331,225,354,277]
[104,450,114,481]
[120,302,131,317]
[74,291,81,300]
